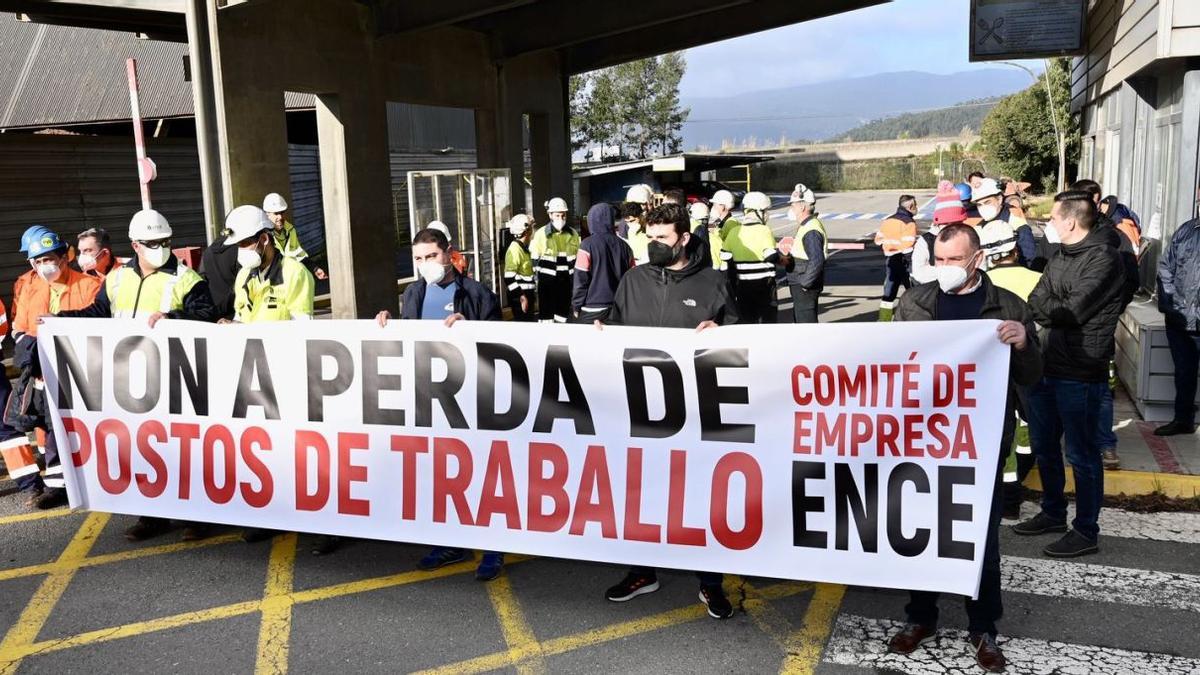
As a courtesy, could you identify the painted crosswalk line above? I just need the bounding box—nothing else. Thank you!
[824,614,1200,675]
[1001,555,1200,613]
[1012,501,1200,544]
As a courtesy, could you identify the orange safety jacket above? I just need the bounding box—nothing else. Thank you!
[875,209,918,256]
[13,267,102,338]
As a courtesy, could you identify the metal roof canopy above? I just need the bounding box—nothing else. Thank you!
[573,153,770,178]
[0,0,888,73]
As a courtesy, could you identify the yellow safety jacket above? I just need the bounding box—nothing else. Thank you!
[503,240,535,294]
[106,259,205,318]
[722,219,778,282]
[794,217,828,260]
[529,225,581,279]
[233,253,314,323]
[273,221,308,262]
[624,225,650,264]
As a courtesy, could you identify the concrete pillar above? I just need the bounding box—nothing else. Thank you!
[316,93,398,319]
[185,0,224,242]
[474,107,500,169]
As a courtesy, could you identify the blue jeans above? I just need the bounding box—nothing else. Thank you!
[1096,384,1117,450]
[1026,378,1106,540]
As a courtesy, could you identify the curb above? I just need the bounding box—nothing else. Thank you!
[1024,468,1200,499]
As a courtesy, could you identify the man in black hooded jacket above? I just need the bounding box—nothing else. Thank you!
[572,202,633,323]
[597,203,739,620]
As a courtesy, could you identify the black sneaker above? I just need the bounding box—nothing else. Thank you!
[1043,530,1099,558]
[1154,420,1196,436]
[1011,512,1067,536]
[32,488,68,510]
[604,572,660,602]
[311,535,341,556]
[124,516,171,542]
[699,586,734,619]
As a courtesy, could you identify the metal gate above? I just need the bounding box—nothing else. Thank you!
[405,168,512,296]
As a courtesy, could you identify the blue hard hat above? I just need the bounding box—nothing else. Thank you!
[955,182,973,202]
[27,230,66,259]
[20,225,51,254]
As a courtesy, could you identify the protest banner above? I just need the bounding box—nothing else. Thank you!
[38,318,1008,596]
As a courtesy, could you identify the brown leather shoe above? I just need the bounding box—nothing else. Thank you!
[887,623,935,654]
[967,632,1007,672]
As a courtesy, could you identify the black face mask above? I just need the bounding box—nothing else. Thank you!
[647,239,682,267]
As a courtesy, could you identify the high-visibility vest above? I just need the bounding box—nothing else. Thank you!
[795,216,828,261]
[875,213,918,256]
[529,225,581,278]
[503,240,535,293]
[723,220,778,282]
[106,262,204,318]
[233,254,315,323]
[273,221,308,262]
[707,226,728,271]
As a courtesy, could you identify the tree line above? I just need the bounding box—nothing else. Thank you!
[570,53,690,161]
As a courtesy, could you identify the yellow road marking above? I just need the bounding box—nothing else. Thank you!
[0,508,76,527]
[416,581,811,675]
[0,512,110,674]
[0,533,242,582]
[739,579,805,648]
[779,583,846,675]
[485,574,547,675]
[254,533,298,675]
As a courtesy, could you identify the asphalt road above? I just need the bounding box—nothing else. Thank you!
[1,190,1197,675]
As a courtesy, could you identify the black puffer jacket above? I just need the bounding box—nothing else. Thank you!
[895,275,1042,389]
[607,236,739,328]
[1028,228,1125,383]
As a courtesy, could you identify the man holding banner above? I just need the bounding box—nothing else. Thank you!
[377,226,507,580]
[890,224,1042,673]
[599,202,739,619]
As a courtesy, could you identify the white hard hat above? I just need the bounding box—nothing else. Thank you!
[223,205,272,245]
[710,190,735,208]
[546,197,569,213]
[507,214,531,236]
[262,192,288,213]
[426,220,452,242]
[625,184,653,204]
[742,191,772,211]
[971,178,1002,202]
[129,209,173,241]
[980,220,1017,260]
[789,183,816,205]
[689,201,710,220]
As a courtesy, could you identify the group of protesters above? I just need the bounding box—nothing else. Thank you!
[2,166,1197,673]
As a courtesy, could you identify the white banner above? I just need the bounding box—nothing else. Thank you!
[38,318,1008,597]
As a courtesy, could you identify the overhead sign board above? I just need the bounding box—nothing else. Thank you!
[969,0,1087,62]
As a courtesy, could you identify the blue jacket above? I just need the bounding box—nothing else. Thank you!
[1159,218,1200,332]
[572,203,633,312]
[400,272,500,321]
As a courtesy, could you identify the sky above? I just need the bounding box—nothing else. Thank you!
[678,0,1044,98]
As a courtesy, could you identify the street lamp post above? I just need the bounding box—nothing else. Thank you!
[1000,60,1067,193]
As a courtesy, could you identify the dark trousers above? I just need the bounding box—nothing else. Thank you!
[906,469,1003,636]
[735,283,777,324]
[537,274,571,323]
[1165,326,1200,425]
[790,285,820,323]
[1026,377,1107,540]
[1002,386,1035,512]
[0,376,42,493]
[631,565,723,590]
[575,306,611,324]
[881,253,912,303]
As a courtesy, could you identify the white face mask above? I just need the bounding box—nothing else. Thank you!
[1044,221,1062,244]
[978,204,1000,222]
[551,215,566,231]
[238,246,263,270]
[36,262,61,282]
[935,254,979,294]
[418,260,448,284]
[77,253,97,272]
[141,244,172,269]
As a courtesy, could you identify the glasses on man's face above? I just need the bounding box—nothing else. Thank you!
[137,240,172,250]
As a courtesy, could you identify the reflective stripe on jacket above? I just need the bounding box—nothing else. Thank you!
[233,254,315,322]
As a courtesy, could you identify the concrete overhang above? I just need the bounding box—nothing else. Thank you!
[573,153,770,178]
[3,0,887,70]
